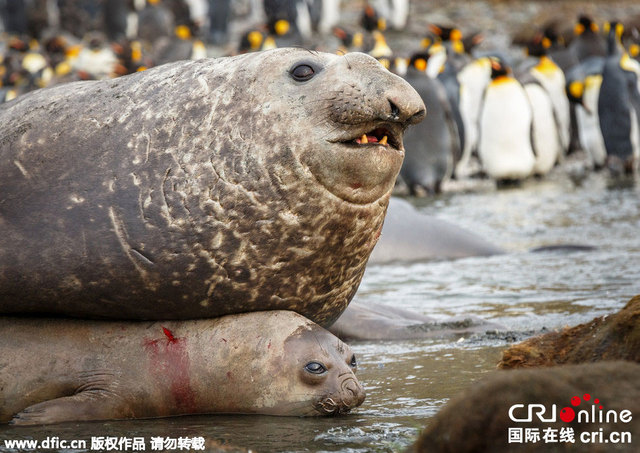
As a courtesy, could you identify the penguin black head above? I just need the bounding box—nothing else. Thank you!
[462,32,484,54]
[575,15,599,35]
[489,57,510,79]
[526,32,550,57]
[361,5,386,32]
[604,21,625,55]
[238,28,267,53]
[408,52,431,72]
[428,24,462,43]
[332,27,363,50]
[566,79,585,105]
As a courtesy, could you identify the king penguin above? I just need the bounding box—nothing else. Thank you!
[399,53,461,195]
[527,37,572,154]
[565,56,607,169]
[518,71,562,176]
[478,58,535,183]
[598,22,640,174]
[570,15,607,62]
[456,56,492,178]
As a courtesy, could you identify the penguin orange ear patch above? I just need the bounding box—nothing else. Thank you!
[414,58,427,72]
[568,80,584,99]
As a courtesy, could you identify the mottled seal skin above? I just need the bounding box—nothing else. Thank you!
[0,48,425,325]
[0,311,365,425]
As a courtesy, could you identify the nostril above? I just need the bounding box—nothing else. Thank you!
[388,99,400,120]
[409,108,427,124]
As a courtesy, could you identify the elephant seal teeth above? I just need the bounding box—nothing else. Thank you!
[379,135,388,145]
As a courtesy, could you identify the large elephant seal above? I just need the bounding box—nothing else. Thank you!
[0,48,425,325]
[0,311,365,425]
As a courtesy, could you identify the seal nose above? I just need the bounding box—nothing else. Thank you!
[371,56,425,126]
[341,377,366,408]
[385,87,426,126]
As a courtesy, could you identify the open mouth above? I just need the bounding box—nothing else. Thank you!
[338,126,402,151]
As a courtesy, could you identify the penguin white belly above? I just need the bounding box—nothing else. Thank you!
[479,80,535,180]
[579,76,607,168]
[318,0,340,34]
[456,58,491,177]
[524,83,561,175]
[532,68,571,151]
[631,107,640,169]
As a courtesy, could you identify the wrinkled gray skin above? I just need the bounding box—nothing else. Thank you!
[0,311,365,425]
[328,300,505,341]
[0,48,425,326]
[369,197,504,264]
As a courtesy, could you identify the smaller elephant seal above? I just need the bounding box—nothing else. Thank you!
[0,311,365,425]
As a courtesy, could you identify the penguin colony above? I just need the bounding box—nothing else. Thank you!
[2,1,640,192]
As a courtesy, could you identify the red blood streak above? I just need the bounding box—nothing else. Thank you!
[162,326,177,344]
[144,329,196,413]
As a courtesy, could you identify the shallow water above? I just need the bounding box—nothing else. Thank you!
[1,171,639,452]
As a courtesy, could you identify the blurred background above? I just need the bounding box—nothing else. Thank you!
[1,2,640,451]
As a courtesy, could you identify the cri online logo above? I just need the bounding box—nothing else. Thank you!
[509,394,633,424]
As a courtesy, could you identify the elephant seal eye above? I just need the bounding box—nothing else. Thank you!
[290,64,315,81]
[350,354,357,368]
[304,361,327,374]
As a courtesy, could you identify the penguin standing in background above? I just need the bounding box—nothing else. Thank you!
[565,56,607,169]
[371,0,409,31]
[527,36,572,154]
[207,0,231,45]
[360,3,386,33]
[137,0,174,44]
[0,0,28,35]
[153,24,206,65]
[57,0,101,38]
[478,58,535,183]
[456,56,492,178]
[426,25,470,164]
[263,0,322,43]
[518,71,562,176]
[103,0,130,41]
[399,54,461,195]
[570,15,606,62]
[598,22,640,174]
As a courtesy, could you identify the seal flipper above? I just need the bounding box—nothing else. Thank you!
[10,390,131,426]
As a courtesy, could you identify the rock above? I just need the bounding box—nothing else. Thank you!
[499,295,640,369]
[411,361,640,453]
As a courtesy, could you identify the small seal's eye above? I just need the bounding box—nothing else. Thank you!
[350,354,357,368]
[290,64,315,82]
[304,361,327,374]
